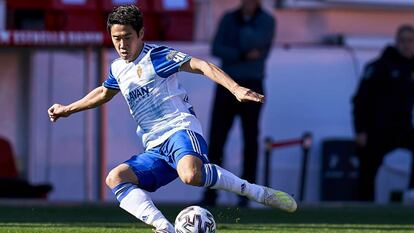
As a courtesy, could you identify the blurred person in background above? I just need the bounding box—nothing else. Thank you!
[48,5,295,233]
[352,24,414,203]
[199,0,275,207]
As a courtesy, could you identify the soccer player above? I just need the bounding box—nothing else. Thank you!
[48,5,296,233]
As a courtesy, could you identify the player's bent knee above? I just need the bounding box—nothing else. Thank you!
[105,164,138,189]
[105,170,120,189]
[179,170,202,186]
[177,155,204,186]
[105,169,125,189]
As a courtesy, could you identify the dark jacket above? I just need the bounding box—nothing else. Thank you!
[211,7,275,80]
[352,46,414,134]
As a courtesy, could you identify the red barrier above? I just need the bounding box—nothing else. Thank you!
[264,132,312,202]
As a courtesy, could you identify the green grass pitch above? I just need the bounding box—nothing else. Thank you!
[0,202,413,232]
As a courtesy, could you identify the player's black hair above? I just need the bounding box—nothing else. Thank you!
[396,24,414,40]
[107,5,143,34]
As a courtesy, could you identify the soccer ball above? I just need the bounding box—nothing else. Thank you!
[174,205,216,233]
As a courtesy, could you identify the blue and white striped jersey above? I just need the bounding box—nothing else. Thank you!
[103,43,203,149]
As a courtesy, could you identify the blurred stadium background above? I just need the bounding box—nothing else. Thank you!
[0,0,414,208]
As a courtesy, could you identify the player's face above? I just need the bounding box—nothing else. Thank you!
[396,30,414,59]
[110,24,144,62]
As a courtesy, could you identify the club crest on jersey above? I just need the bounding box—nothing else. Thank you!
[137,65,142,79]
[166,50,186,63]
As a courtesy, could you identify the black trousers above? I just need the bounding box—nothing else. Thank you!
[357,129,414,201]
[203,80,264,203]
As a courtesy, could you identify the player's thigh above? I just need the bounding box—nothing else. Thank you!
[162,130,209,184]
[124,151,178,192]
[162,130,210,169]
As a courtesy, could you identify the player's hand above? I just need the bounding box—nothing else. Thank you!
[232,85,265,103]
[48,104,70,122]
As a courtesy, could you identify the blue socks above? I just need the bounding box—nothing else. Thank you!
[112,182,137,202]
[201,163,219,187]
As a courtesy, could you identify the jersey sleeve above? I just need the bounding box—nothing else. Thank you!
[150,46,192,78]
[102,67,120,90]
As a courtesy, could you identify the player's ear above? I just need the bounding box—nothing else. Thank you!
[139,28,144,39]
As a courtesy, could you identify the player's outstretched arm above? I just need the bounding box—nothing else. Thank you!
[180,57,265,103]
[48,86,119,122]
